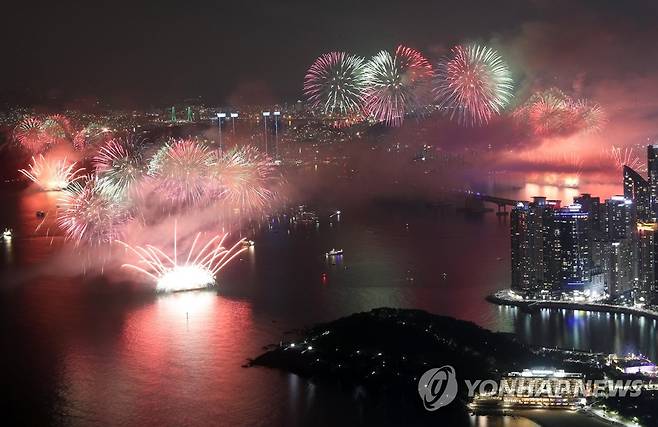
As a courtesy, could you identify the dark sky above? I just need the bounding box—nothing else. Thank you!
[2,0,658,107]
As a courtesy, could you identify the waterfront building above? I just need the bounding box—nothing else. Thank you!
[637,222,658,303]
[553,204,592,290]
[511,202,532,293]
[603,240,635,298]
[511,200,596,295]
[470,369,587,410]
[648,145,658,221]
[511,146,658,303]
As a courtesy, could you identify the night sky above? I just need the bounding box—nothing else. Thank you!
[2,0,658,109]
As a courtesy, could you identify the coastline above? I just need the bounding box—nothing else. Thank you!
[487,290,658,321]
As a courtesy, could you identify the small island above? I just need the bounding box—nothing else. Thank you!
[250,308,570,424]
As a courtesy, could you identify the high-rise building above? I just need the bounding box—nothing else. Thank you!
[604,240,635,298]
[509,146,658,303]
[511,197,554,294]
[647,145,658,221]
[574,193,602,232]
[553,204,592,290]
[623,166,650,221]
[604,196,636,241]
[637,222,658,303]
[511,200,596,296]
[511,202,532,293]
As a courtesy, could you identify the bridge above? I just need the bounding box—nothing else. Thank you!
[448,189,525,215]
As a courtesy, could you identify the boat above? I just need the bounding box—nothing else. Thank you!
[242,240,255,247]
[326,248,344,257]
[36,211,46,218]
[2,228,12,239]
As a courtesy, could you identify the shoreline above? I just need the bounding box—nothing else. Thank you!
[486,290,658,321]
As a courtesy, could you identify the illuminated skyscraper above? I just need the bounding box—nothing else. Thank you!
[552,204,593,291]
[603,196,635,241]
[637,222,658,303]
[511,199,596,295]
[604,239,635,298]
[623,165,650,221]
[647,145,658,220]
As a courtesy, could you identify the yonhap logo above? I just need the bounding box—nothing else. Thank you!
[418,365,458,411]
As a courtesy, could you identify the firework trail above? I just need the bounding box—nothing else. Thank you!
[57,176,131,245]
[117,224,246,292]
[363,45,433,126]
[609,146,646,172]
[304,52,368,115]
[148,138,214,206]
[434,43,513,126]
[212,146,279,212]
[94,137,146,200]
[19,155,85,191]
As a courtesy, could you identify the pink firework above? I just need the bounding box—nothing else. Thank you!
[213,146,279,211]
[570,100,607,134]
[19,155,85,191]
[363,45,433,126]
[94,137,145,200]
[149,138,214,206]
[57,176,131,245]
[434,44,514,126]
[514,88,606,137]
[117,225,246,292]
[14,117,50,153]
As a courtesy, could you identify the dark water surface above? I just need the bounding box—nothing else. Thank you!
[0,176,651,426]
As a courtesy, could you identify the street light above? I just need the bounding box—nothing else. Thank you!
[262,112,270,155]
[230,112,238,135]
[273,111,281,158]
[217,113,227,151]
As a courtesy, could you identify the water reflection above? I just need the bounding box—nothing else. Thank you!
[2,177,657,425]
[495,307,658,359]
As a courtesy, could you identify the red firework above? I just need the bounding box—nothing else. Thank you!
[14,117,50,153]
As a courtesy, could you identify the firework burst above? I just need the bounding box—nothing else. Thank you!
[434,44,513,126]
[148,138,214,206]
[94,137,145,200]
[213,146,278,211]
[42,114,73,144]
[14,117,50,153]
[19,155,85,191]
[514,88,605,136]
[304,52,367,115]
[363,45,433,126]
[571,99,606,134]
[117,225,246,292]
[57,176,131,245]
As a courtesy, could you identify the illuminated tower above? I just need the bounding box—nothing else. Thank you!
[637,222,658,303]
[170,106,177,122]
[647,145,658,220]
[187,106,193,122]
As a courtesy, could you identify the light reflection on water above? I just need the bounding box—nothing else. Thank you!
[2,176,654,426]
